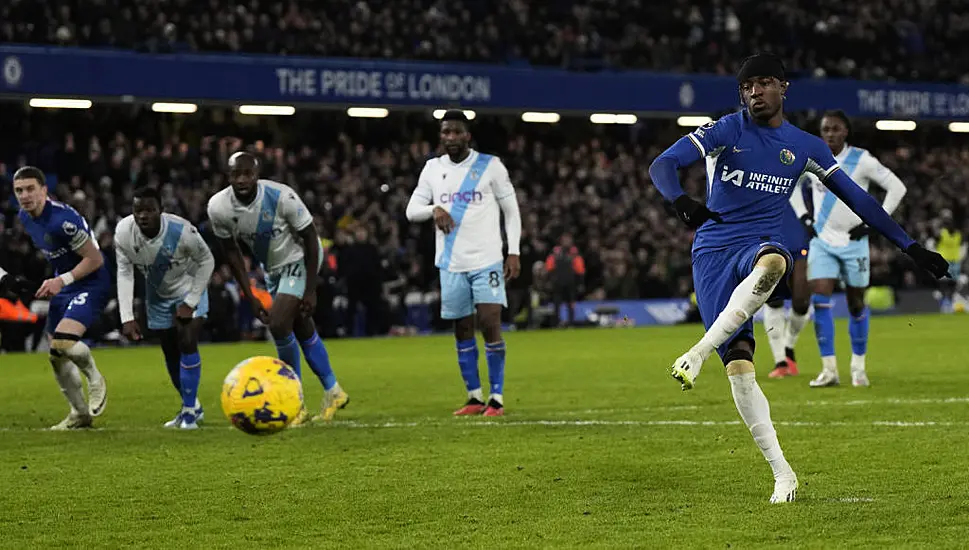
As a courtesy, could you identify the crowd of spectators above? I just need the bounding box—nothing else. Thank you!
[2,0,969,82]
[0,103,967,347]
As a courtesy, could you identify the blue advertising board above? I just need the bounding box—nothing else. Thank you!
[3,46,969,119]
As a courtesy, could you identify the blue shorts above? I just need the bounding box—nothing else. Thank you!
[440,262,507,320]
[146,290,210,331]
[46,282,110,335]
[266,253,323,299]
[807,237,870,288]
[693,241,792,360]
[949,261,962,279]
[780,207,811,258]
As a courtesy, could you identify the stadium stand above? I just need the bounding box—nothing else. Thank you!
[1,0,967,81]
[1,101,967,346]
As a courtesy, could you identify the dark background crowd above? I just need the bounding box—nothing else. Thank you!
[3,0,967,82]
[1,0,968,348]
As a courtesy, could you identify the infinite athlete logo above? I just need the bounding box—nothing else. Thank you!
[440,190,483,204]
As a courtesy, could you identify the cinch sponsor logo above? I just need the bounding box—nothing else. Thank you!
[240,227,287,241]
[440,190,483,204]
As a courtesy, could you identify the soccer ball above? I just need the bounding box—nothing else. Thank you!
[221,356,303,435]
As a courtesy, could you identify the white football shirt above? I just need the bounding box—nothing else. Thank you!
[795,145,907,248]
[115,213,215,323]
[207,179,314,272]
[406,150,521,273]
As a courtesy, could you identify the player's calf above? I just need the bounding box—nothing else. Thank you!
[723,347,797,503]
[477,304,506,414]
[48,347,90,420]
[51,331,106,417]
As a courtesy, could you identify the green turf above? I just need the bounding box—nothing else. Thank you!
[2,315,969,549]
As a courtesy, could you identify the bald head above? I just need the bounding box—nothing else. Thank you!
[227,151,260,203]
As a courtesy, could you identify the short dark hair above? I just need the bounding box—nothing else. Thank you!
[12,166,45,186]
[440,109,470,124]
[132,186,161,203]
[821,110,852,135]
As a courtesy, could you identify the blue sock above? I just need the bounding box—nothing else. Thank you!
[274,333,303,378]
[179,352,202,410]
[812,294,836,357]
[165,353,181,392]
[849,307,870,356]
[299,333,337,391]
[456,338,481,395]
[485,341,506,399]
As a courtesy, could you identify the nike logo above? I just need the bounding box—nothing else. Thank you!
[732,146,749,153]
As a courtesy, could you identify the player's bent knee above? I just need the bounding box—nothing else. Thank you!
[50,332,81,352]
[725,360,755,376]
[755,252,788,277]
[723,348,755,376]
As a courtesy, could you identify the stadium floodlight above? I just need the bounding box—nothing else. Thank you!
[151,102,198,114]
[948,122,969,133]
[521,112,560,123]
[347,107,389,118]
[590,113,638,124]
[677,116,713,127]
[433,109,477,120]
[238,105,296,115]
[875,120,916,131]
[28,98,92,109]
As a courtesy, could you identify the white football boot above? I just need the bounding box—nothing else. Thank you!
[769,474,799,504]
[164,399,203,428]
[850,355,870,387]
[50,412,93,431]
[87,373,107,417]
[671,350,703,391]
[809,370,840,387]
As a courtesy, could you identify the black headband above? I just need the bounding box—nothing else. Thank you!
[737,54,786,83]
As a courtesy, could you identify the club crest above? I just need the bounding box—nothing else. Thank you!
[779,149,795,165]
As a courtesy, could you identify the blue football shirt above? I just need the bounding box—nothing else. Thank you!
[18,200,107,285]
[683,111,838,253]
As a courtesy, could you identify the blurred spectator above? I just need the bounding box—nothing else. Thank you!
[545,233,586,326]
[3,0,969,81]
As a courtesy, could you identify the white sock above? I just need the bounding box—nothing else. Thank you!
[762,305,788,364]
[326,382,343,396]
[821,356,838,375]
[850,354,866,373]
[468,388,484,402]
[693,262,785,360]
[728,372,793,479]
[786,309,810,349]
[489,393,504,406]
[50,356,89,416]
[64,340,103,383]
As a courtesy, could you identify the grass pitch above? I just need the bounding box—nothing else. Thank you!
[2,315,969,549]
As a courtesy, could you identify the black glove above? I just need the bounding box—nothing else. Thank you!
[672,196,723,229]
[848,225,871,240]
[905,243,950,279]
[800,215,817,237]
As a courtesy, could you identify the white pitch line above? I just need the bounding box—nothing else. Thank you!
[550,396,969,417]
[0,418,964,433]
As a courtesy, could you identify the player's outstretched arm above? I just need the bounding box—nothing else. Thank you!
[494,163,522,279]
[184,227,215,310]
[297,223,320,315]
[648,137,702,203]
[37,239,104,298]
[869,157,907,216]
[405,167,436,222]
[115,243,136,325]
[789,176,816,236]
